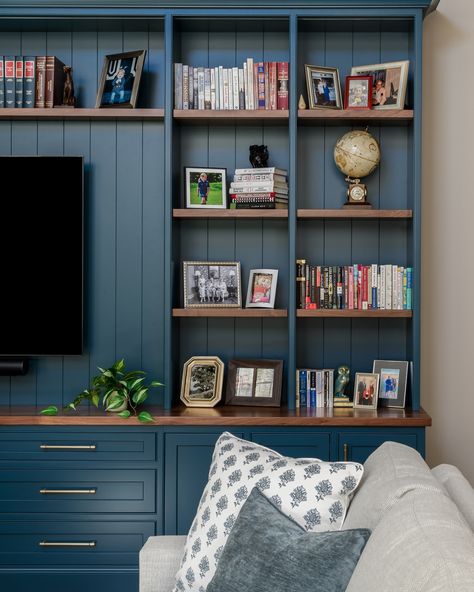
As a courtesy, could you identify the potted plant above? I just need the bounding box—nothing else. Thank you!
[41,359,163,423]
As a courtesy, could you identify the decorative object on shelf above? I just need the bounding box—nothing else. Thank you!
[372,360,409,409]
[225,359,283,406]
[40,359,162,422]
[184,167,227,208]
[351,61,409,110]
[333,365,353,408]
[183,261,241,308]
[61,65,76,107]
[245,268,278,308]
[96,50,146,109]
[298,94,307,109]
[344,76,373,110]
[230,166,288,210]
[353,372,380,409]
[180,356,224,407]
[305,65,342,110]
[334,129,381,208]
[249,144,269,168]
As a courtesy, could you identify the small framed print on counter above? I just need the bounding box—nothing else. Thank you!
[372,360,409,408]
[225,359,283,407]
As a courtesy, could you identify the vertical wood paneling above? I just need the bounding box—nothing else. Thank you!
[73,31,99,108]
[147,30,165,108]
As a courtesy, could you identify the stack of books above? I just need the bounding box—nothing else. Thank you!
[0,56,66,108]
[230,167,288,209]
[296,261,413,310]
[296,369,334,409]
[174,59,289,110]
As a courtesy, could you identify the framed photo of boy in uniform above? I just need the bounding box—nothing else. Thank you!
[185,167,227,209]
[245,269,278,309]
[96,50,146,108]
[372,360,409,408]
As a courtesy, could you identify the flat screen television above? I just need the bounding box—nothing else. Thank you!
[0,156,83,356]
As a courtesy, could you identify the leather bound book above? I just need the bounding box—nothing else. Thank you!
[45,56,66,108]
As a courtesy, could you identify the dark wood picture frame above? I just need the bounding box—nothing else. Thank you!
[225,359,283,407]
[344,75,373,109]
[96,49,146,109]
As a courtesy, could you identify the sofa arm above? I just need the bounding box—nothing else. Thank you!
[139,535,186,592]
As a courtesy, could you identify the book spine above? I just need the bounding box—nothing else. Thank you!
[327,370,334,408]
[238,68,245,110]
[295,370,300,409]
[45,56,65,108]
[367,266,372,309]
[305,264,310,309]
[385,264,392,309]
[315,371,323,408]
[174,63,183,109]
[210,68,216,110]
[336,266,343,309]
[193,68,198,109]
[188,66,194,109]
[234,167,288,175]
[214,67,219,110]
[277,61,289,109]
[182,65,189,110]
[197,67,205,109]
[247,58,254,109]
[406,267,412,309]
[218,66,224,110]
[297,277,306,310]
[243,62,248,109]
[299,370,307,408]
[257,61,265,109]
[204,68,211,110]
[15,57,23,108]
[264,61,269,109]
[309,370,316,408]
[306,370,311,409]
[228,68,234,109]
[269,61,277,110]
[4,56,15,107]
[0,57,4,108]
[34,56,46,108]
[328,267,334,309]
[232,67,239,110]
[231,192,281,200]
[372,263,378,309]
[310,266,315,306]
[23,56,35,108]
[380,266,386,309]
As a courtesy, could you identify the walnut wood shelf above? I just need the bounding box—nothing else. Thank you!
[173,109,289,124]
[0,108,165,120]
[173,308,288,318]
[0,406,432,427]
[297,309,412,318]
[298,109,413,123]
[298,209,412,219]
[173,208,288,219]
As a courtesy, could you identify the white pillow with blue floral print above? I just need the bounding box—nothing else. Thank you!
[172,432,364,592]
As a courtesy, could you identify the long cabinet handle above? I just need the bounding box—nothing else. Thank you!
[39,541,96,548]
[40,444,96,450]
[40,489,96,495]
[343,443,349,462]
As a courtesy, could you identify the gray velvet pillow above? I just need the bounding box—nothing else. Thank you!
[207,487,370,592]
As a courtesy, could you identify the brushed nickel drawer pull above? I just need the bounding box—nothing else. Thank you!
[39,541,96,548]
[40,489,97,495]
[40,444,96,450]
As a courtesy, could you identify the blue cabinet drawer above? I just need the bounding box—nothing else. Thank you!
[0,431,156,461]
[0,469,156,513]
[0,520,155,566]
[338,430,422,463]
[250,431,331,460]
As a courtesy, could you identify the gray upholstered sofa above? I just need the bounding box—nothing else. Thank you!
[140,442,474,592]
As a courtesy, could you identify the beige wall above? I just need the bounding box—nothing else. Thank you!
[423,0,474,484]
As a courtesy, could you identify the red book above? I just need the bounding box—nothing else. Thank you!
[264,61,269,109]
[362,265,369,310]
[357,264,362,310]
[277,61,289,109]
[269,62,277,110]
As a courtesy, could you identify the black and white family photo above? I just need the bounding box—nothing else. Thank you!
[183,262,241,308]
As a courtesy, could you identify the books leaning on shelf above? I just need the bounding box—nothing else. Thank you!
[296,369,334,409]
[0,55,65,108]
[230,167,288,209]
[296,260,413,311]
[174,59,289,110]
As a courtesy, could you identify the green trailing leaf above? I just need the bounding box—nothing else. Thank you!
[113,359,126,372]
[124,370,146,380]
[40,405,58,416]
[91,393,100,408]
[150,380,164,387]
[138,411,154,423]
[66,402,76,411]
[118,410,131,419]
[105,394,127,411]
[128,377,146,391]
[132,387,148,405]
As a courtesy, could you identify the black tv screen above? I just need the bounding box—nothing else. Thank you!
[0,156,83,356]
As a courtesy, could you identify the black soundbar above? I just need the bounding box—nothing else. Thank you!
[0,359,29,376]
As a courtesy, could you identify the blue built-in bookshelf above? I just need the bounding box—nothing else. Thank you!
[0,0,436,415]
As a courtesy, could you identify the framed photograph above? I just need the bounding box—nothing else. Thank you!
[353,372,380,409]
[344,76,373,109]
[180,356,224,407]
[372,360,409,408]
[96,50,146,108]
[246,269,278,309]
[305,65,342,109]
[351,60,409,110]
[183,261,241,308]
[185,167,227,208]
[225,359,283,407]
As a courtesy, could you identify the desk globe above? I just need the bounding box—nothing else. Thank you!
[334,129,380,207]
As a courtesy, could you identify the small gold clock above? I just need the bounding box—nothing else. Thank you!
[345,181,371,207]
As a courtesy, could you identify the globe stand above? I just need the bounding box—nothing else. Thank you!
[342,177,372,209]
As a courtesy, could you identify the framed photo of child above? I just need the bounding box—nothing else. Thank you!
[245,269,278,309]
[353,372,380,409]
[372,360,409,408]
[185,167,227,209]
[96,50,146,108]
[344,75,373,109]
[351,61,409,110]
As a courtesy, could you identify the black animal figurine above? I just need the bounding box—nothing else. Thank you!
[62,66,76,107]
[249,144,269,168]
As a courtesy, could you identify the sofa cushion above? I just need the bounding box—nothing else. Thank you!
[173,432,363,592]
[207,487,370,592]
[140,536,186,592]
[344,441,446,531]
[346,489,474,592]
[432,464,474,531]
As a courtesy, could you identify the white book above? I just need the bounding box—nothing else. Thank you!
[247,58,254,110]
[230,185,289,194]
[188,66,194,109]
[243,62,248,109]
[398,266,403,310]
[232,67,239,110]
[174,63,183,109]
[223,68,229,110]
[233,173,286,182]
[193,68,198,109]
[385,264,392,310]
[182,64,189,109]
[210,68,216,110]
[214,67,219,110]
[380,266,386,309]
[238,68,245,109]
[392,265,398,310]
[228,69,234,110]
[204,68,211,109]
[371,263,378,308]
[218,66,224,110]
[234,167,288,175]
[197,67,205,110]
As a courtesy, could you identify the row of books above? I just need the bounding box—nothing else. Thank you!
[296,261,413,310]
[174,60,289,111]
[296,369,334,409]
[0,56,65,108]
[229,167,288,209]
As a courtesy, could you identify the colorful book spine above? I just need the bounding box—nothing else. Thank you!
[269,61,277,110]
[257,61,265,109]
[309,370,316,408]
[246,58,254,110]
[204,68,211,110]
[23,56,35,108]
[4,56,15,107]
[232,67,239,111]
[299,370,307,408]
[188,66,194,109]
[0,57,4,108]
[15,57,23,108]
[277,61,289,109]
